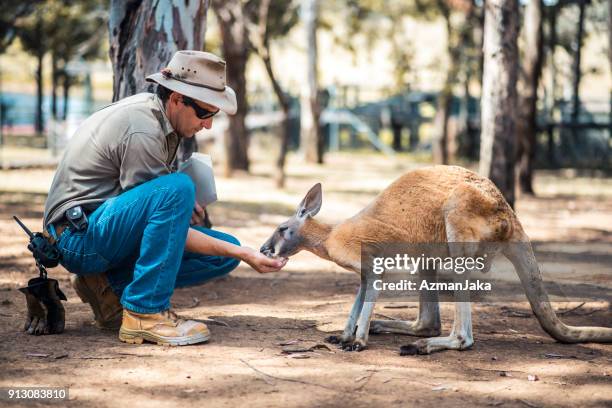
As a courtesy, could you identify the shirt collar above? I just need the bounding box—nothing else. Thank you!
[152,93,176,137]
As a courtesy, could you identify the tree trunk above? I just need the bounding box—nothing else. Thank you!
[479,0,519,208]
[62,73,71,121]
[252,0,293,187]
[433,89,451,164]
[259,54,291,187]
[34,17,44,135]
[570,0,586,150]
[212,0,250,175]
[223,49,249,174]
[609,0,611,158]
[109,0,209,100]
[392,123,402,151]
[517,0,544,195]
[433,2,474,164]
[545,3,558,166]
[51,53,58,120]
[300,0,323,164]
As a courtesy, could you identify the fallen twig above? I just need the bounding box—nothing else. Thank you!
[518,399,540,408]
[203,319,230,327]
[26,353,50,358]
[544,353,577,360]
[383,305,415,309]
[382,377,442,387]
[374,313,399,321]
[558,302,585,315]
[239,359,336,391]
[500,306,531,318]
[354,371,376,391]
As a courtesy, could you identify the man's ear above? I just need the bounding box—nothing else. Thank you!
[296,183,322,218]
[168,91,181,105]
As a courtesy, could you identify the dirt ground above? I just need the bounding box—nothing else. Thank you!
[0,153,610,407]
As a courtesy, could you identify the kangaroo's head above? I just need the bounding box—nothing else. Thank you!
[260,183,322,258]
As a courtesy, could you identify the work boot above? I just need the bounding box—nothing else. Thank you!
[71,273,123,330]
[118,309,210,346]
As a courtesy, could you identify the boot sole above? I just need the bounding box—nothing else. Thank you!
[118,328,210,346]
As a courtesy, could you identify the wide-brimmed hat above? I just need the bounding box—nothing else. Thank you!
[146,51,237,115]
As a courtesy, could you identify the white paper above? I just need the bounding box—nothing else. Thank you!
[178,153,218,206]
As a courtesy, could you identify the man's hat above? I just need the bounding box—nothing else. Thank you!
[146,51,237,115]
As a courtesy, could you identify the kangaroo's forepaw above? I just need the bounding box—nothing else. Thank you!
[342,339,367,352]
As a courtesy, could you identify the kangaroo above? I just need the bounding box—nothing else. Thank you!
[260,165,612,354]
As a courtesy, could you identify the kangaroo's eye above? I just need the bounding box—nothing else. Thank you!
[279,226,288,233]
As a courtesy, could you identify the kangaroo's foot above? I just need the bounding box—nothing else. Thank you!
[325,335,367,351]
[369,319,441,337]
[399,333,473,355]
[341,338,367,352]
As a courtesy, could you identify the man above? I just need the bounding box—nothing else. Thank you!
[43,51,286,346]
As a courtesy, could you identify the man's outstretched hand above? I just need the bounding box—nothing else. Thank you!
[241,247,287,273]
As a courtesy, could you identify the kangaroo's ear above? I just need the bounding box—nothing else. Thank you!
[297,183,322,218]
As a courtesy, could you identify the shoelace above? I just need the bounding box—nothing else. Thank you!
[161,309,184,326]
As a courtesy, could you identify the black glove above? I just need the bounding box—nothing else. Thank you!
[18,277,67,335]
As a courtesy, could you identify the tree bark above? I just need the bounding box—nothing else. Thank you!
[109,0,209,100]
[51,53,58,120]
[34,16,44,135]
[546,3,558,166]
[517,0,543,195]
[251,0,292,187]
[479,0,519,208]
[212,0,250,175]
[432,4,453,165]
[570,0,586,129]
[62,73,71,121]
[300,0,323,164]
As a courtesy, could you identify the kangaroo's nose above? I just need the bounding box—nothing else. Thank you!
[260,244,274,257]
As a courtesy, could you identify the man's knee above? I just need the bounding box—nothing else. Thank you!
[157,173,195,205]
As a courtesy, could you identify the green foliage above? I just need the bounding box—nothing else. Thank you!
[16,0,107,62]
[321,0,452,93]
[0,0,41,53]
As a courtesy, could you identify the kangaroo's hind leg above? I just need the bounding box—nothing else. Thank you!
[370,267,441,337]
[400,242,477,355]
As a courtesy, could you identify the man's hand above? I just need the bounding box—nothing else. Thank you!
[191,202,206,226]
[241,247,287,273]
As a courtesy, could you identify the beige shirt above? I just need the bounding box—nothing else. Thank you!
[43,93,180,228]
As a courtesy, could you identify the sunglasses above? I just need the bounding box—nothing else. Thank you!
[182,96,219,120]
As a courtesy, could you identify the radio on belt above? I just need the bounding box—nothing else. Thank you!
[65,206,88,231]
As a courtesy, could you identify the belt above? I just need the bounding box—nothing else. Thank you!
[42,222,70,245]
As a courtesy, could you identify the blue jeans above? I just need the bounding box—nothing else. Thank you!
[54,173,240,313]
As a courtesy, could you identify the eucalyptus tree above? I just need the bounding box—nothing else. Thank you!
[479,0,520,208]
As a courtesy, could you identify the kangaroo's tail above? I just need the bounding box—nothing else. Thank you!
[503,229,612,343]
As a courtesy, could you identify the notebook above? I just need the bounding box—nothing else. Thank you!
[178,153,218,206]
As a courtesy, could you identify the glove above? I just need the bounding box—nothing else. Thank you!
[18,277,67,335]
